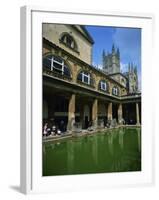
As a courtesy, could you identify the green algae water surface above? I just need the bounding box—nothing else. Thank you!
[43,127,141,176]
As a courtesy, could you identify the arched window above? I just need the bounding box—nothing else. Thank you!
[99,80,108,92]
[43,55,71,77]
[77,71,90,85]
[60,33,78,51]
[112,86,119,96]
[77,71,95,86]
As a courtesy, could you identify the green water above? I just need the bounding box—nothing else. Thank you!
[43,127,141,176]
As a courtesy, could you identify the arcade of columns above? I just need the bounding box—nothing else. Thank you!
[67,93,140,131]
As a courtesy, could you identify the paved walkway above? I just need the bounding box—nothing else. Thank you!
[43,124,141,143]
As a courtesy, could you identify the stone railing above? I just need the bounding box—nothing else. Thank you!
[77,79,95,89]
[43,67,72,82]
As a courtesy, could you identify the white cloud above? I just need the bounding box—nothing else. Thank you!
[92,62,103,69]
[96,64,103,69]
[112,28,141,65]
[120,62,128,73]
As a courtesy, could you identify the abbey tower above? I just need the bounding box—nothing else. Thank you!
[102,44,139,94]
[102,44,120,74]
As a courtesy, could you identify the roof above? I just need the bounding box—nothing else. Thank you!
[108,72,128,80]
[81,26,94,44]
[71,25,94,44]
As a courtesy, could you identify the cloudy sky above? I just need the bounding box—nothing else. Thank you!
[85,26,141,90]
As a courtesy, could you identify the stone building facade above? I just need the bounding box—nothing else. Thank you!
[42,24,141,132]
[124,63,139,93]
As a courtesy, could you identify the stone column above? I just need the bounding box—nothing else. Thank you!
[67,94,76,131]
[92,99,98,129]
[118,103,123,125]
[136,102,140,125]
[107,102,112,121]
[72,64,77,83]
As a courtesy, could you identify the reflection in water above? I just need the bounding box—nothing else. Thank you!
[107,131,115,155]
[67,140,74,173]
[118,128,125,150]
[137,128,141,152]
[43,128,141,176]
[92,135,98,166]
[50,143,55,149]
[43,144,46,155]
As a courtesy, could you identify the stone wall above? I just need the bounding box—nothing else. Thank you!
[42,25,128,98]
[43,24,92,65]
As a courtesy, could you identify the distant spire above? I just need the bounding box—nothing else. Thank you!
[102,49,105,67]
[128,63,131,72]
[134,65,137,74]
[102,49,105,58]
[131,62,133,72]
[117,47,120,59]
[112,44,115,53]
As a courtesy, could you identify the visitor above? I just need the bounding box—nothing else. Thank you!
[43,123,48,137]
[51,125,56,135]
[57,129,61,135]
[43,122,51,136]
[60,120,65,132]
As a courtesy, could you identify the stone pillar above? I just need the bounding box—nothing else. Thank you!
[72,64,77,83]
[107,102,112,121]
[92,99,98,129]
[118,103,123,125]
[136,102,140,125]
[67,94,76,131]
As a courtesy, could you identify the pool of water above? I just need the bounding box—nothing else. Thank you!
[43,127,141,176]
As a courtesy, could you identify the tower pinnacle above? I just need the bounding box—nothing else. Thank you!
[117,47,120,59]
[112,44,115,53]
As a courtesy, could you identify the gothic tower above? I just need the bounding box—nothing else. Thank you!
[103,44,120,74]
[127,63,138,93]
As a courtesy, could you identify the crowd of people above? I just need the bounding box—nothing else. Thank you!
[43,119,66,137]
[43,117,127,137]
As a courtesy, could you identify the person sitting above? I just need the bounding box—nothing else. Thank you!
[57,129,61,135]
[51,125,57,135]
